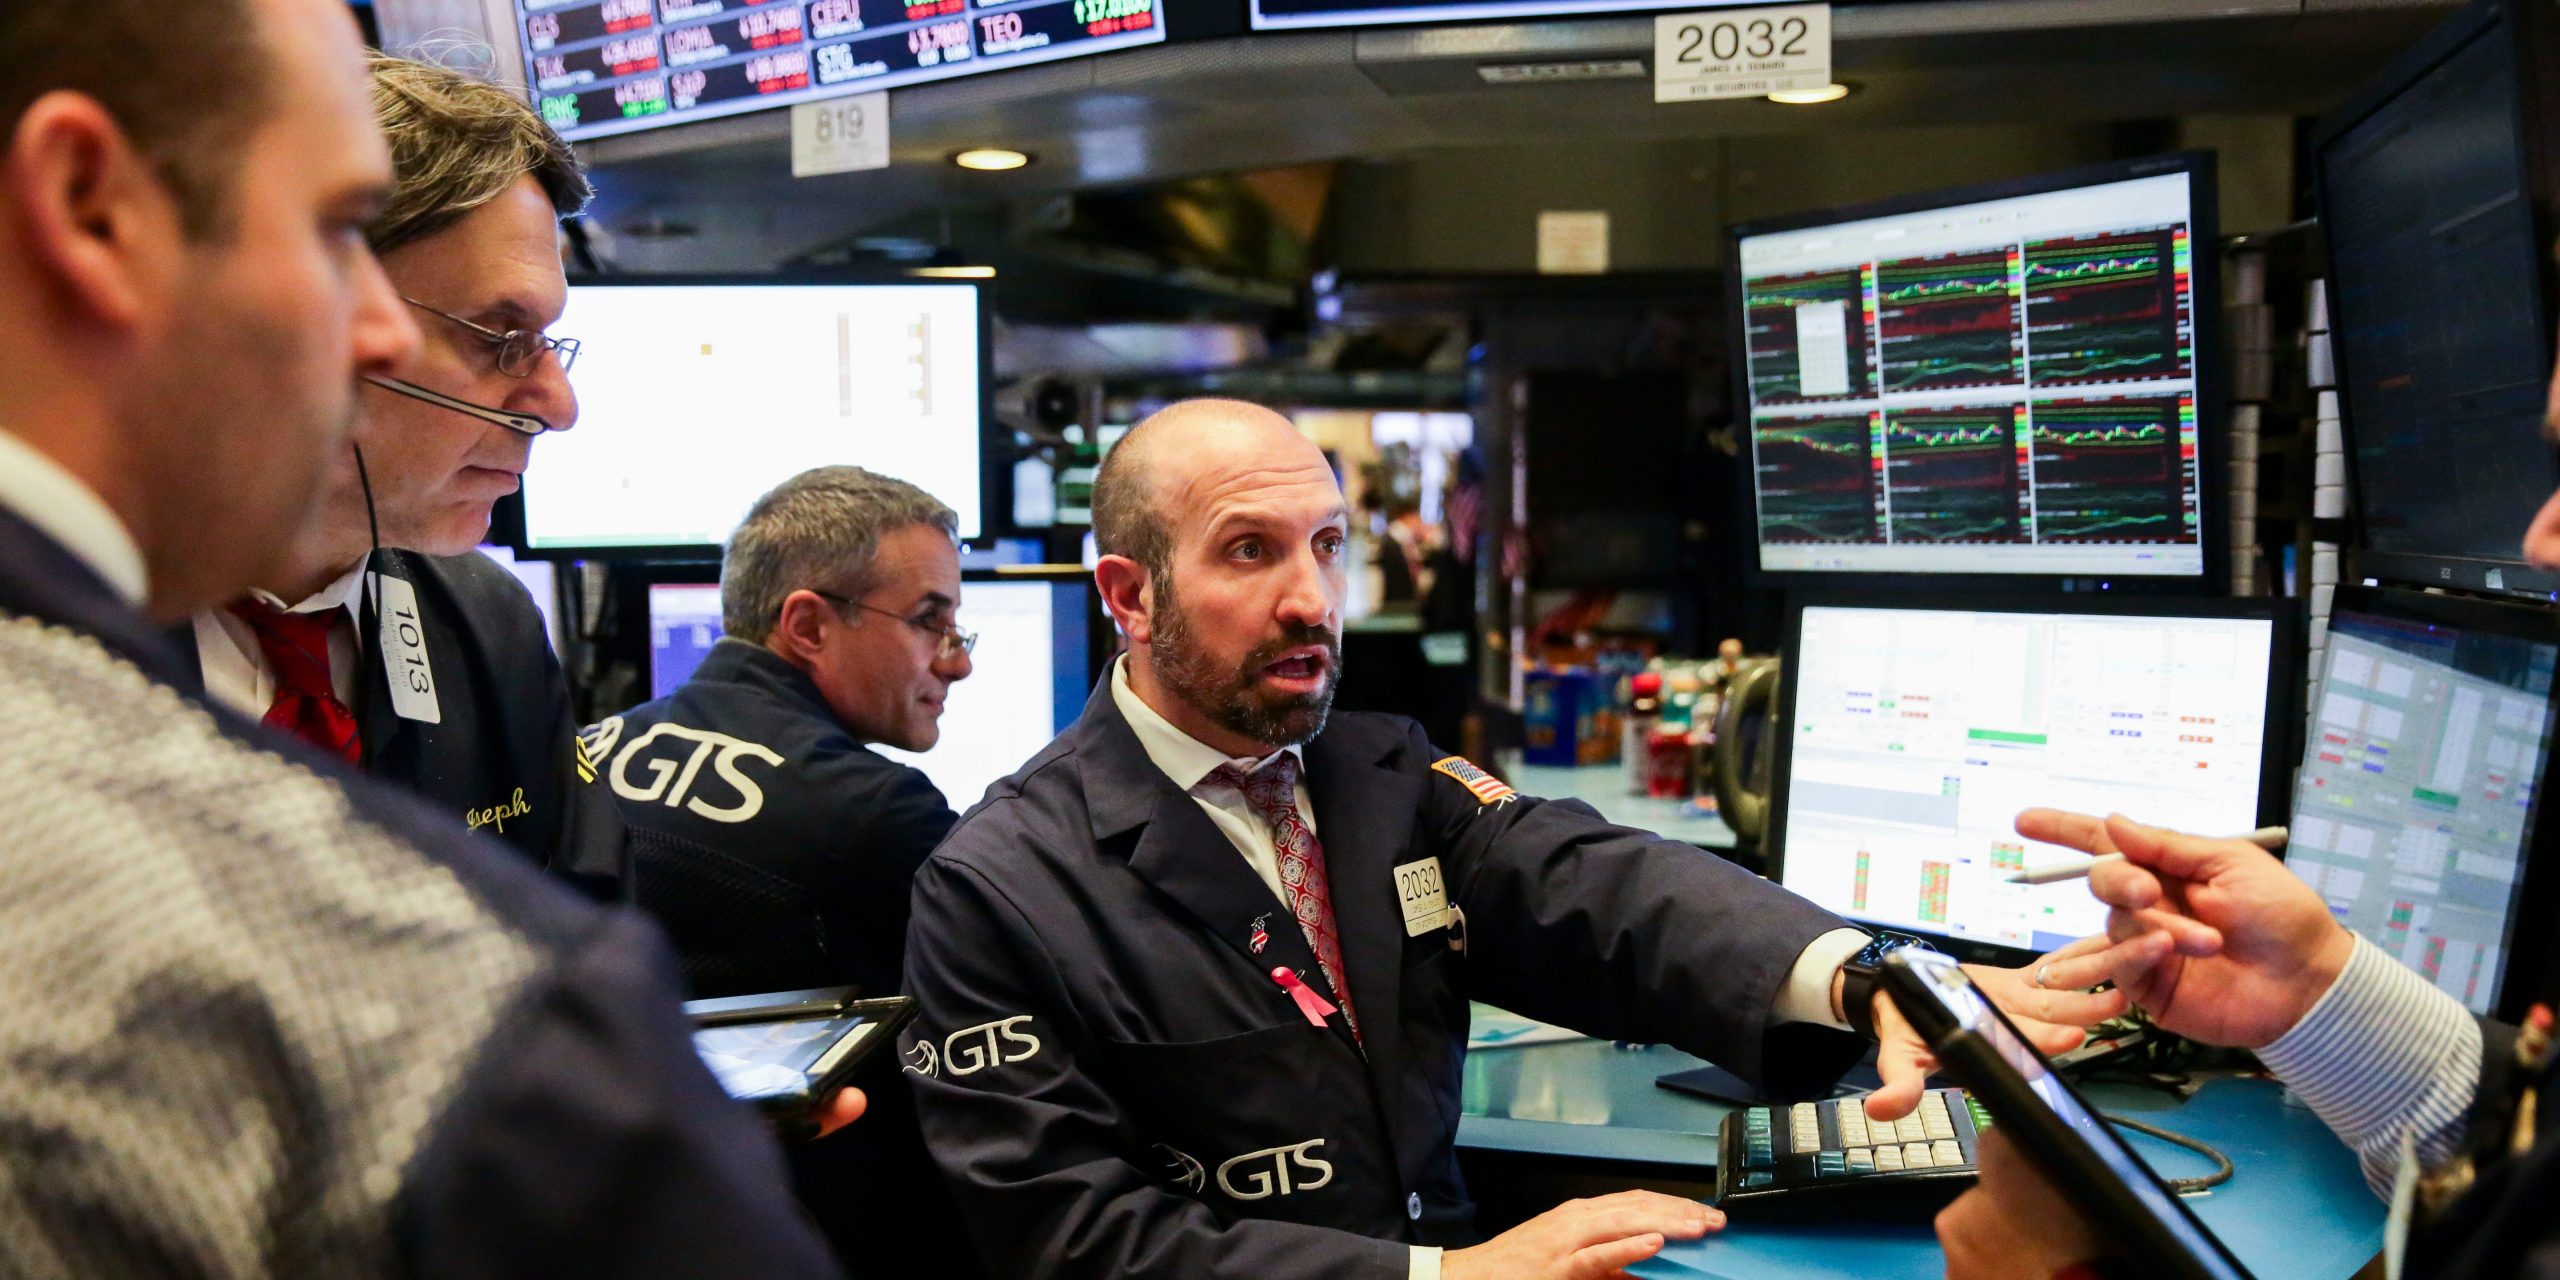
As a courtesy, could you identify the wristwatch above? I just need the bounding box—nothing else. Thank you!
[1836,931,1936,1041]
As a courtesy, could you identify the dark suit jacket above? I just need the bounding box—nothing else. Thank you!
[176,547,627,901]
[901,677,1863,1279]
[0,505,836,1279]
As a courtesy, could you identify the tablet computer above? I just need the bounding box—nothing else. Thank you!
[683,986,918,1121]
[1880,949,2254,1280]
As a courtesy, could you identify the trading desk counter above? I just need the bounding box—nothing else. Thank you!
[1456,1010,2384,1279]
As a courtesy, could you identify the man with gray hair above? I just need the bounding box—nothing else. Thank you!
[586,463,984,1274]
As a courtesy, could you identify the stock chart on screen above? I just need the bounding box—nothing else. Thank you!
[1737,165,2206,578]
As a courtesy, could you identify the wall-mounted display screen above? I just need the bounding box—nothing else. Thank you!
[1251,0,1755,30]
[1732,156,2218,582]
[516,0,1166,142]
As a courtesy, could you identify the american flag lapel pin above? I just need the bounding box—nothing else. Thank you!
[1250,913,1271,954]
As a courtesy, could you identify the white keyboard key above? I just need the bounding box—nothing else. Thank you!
[1847,1148,1875,1170]
[1876,1145,1905,1171]
[1902,1142,1934,1170]
[1920,1093,1952,1119]
[1895,1116,1927,1143]
[1933,1140,1964,1167]
[1923,1118,1956,1140]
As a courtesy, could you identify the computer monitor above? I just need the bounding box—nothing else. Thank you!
[2311,0,2560,596]
[649,582,727,698]
[875,573,1093,810]
[1770,596,2290,963]
[644,570,1096,810]
[478,543,564,654]
[1729,153,2221,587]
[517,276,989,557]
[2289,586,2560,1019]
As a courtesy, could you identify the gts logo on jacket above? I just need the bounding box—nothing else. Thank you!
[582,716,782,823]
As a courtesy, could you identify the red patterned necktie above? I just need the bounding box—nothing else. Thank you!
[1211,754,1359,1041]
[229,601,362,765]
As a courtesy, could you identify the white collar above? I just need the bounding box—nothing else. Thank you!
[0,427,149,607]
[245,558,369,620]
[1109,654,1304,792]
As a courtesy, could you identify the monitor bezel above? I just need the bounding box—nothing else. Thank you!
[2310,0,2560,595]
[1725,151,2226,596]
[507,271,997,563]
[1767,589,2297,968]
[2313,582,2560,1022]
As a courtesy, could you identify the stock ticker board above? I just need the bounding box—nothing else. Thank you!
[518,0,1164,142]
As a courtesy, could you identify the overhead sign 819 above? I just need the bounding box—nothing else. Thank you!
[1653,4,1831,104]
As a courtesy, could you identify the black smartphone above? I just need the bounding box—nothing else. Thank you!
[683,986,918,1122]
[1880,949,2254,1280]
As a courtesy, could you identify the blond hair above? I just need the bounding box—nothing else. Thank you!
[365,52,591,256]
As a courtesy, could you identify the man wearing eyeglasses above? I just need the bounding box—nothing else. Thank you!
[585,464,983,1274]
[181,53,625,899]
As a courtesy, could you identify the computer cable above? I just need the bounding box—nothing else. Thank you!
[2100,1113,2233,1194]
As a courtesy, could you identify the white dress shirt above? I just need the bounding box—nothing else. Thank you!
[2255,933,2484,1196]
[1108,656,1865,1279]
[0,427,148,607]
[191,561,368,721]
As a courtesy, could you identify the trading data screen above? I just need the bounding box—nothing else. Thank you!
[516,0,1164,142]
[2289,608,2557,1014]
[2317,23,2557,562]
[522,282,983,552]
[1739,171,2205,577]
[646,578,1088,809]
[1778,604,2272,953]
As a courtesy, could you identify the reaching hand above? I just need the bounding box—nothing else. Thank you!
[1864,934,2133,1122]
[807,1086,868,1140]
[2014,809,2354,1049]
[1441,1191,1722,1280]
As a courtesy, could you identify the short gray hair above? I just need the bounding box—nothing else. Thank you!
[721,466,958,642]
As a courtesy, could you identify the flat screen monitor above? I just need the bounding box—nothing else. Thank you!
[645,572,1094,809]
[1770,596,2288,962]
[2289,586,2560,1018]
[649,582,727,697]
[1252,0,1760,30]
[1730,153,2220,585]
[519,277,987,557]
[478,543,564,653]
[2311,0,2560,593]
[514,0,1167,143]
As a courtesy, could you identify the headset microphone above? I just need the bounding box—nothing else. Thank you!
[363,374,555,436]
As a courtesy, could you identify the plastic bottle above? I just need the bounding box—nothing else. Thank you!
[1623,671,1663,795]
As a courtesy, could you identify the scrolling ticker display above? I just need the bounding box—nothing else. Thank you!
[518,0,1165,142]
[1737,168,2206,579]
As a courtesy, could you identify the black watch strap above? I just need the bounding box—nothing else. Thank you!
[1838,931,1933,1041]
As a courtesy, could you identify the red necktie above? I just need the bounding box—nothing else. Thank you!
[229,601,362,765]
[1211,754,1359,1041]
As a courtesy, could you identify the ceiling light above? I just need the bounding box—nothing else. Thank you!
[952,148,1031,171]
[1766,82,1853,105]
[909,265,997,278]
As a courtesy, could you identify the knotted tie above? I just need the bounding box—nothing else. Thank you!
[229,601,362,765]
[1210,754,1358,1040]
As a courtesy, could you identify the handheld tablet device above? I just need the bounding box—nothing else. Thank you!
[1879,949,2253,1280]
[683,986,918,1122]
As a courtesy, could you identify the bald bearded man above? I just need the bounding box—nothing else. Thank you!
[898,398,2133,1280]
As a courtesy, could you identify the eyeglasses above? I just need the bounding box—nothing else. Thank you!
[404,297,581,377]
[808,590,977,659]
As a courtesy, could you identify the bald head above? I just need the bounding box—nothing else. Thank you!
[1092,398,1326,583]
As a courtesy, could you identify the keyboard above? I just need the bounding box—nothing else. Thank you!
[1713,1086,1991,1217]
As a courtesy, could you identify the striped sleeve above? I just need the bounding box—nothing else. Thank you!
[2254,934,2483,1197]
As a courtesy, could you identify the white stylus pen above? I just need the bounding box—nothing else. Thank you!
[2005,826,2289,885]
